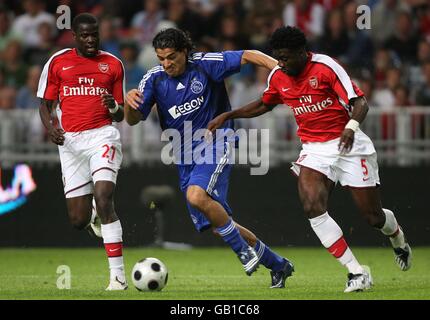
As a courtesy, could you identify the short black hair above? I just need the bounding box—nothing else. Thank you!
[269,26,307,51]
[72,13,98,32]
[152,28,194,53]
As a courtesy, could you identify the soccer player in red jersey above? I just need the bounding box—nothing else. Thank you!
[37,13,127,290]
[208,26,412,292]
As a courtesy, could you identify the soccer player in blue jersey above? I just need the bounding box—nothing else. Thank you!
[125,28,294,288]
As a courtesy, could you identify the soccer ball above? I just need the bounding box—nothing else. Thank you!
[131,257,168,292]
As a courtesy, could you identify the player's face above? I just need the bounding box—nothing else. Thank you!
[155,48,187,77]
[73,23,100,57]
[273,48,307,77]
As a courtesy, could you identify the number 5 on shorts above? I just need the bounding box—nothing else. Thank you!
[361,158,368,178]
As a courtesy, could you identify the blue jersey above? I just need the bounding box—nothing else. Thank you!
[136,51,243,164]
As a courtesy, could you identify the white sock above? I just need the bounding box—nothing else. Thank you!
[310,212,363,274]
[101,220,125,281]
[380,208,406,249]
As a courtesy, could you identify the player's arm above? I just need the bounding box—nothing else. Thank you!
[338,96,369,154]
[101,94,124,122]
[241,50,278,70]
[207,98,275,134]
[39,99,65,145]
[124,89,143,126]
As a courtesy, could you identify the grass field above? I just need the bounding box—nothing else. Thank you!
[0,247,429,300]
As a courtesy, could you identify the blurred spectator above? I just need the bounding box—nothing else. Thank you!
[131,0,165,48]
[209,0,246,37]
[342,1,373,72]
[371,0,410,44]
[16,65,41,109]
[99,16,121,58]
[314,9,349,61]
[0,86,17,109]
[166,0,205,42]
[283,0,325,41]
[218,15,249,50]
[24,21,57,66]
[384,10,419,65]
[415,62,430,106]
[11,0,56,49]
[0,39,28,88]
[372,67,402,110]
[372,48,398,89]
[394,84,411,107]
[0,7,21,52]
[409,39,430,95]
[119,41,146,91]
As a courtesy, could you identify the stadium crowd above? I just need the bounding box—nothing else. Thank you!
[0,0,429,139]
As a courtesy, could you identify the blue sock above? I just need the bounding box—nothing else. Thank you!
[216,219,248,255]
[255,239,286,272]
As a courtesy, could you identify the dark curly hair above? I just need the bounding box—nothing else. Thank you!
[152,28,194,53]
[269,26,307,51]
[72,13,98,33]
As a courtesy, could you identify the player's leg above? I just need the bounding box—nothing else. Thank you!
[186,184,259,276]
[89,125,127,290]
[65,194,93,230]
[233,223,294,288]
[349,186,412,271]
[298,166,371,292]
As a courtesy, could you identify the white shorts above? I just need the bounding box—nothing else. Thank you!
[291,129,380,188]
[58,125,123,198]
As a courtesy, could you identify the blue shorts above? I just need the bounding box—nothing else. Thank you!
[177,144,233,232]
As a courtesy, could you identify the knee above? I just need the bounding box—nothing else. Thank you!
[69,213,89,230]
[361,208,385,228]
[302,198,326,218]
[186,186,207,210]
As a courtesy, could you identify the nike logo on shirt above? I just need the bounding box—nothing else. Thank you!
[62,66,75,71]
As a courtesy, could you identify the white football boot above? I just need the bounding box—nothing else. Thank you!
[344,265,373,293]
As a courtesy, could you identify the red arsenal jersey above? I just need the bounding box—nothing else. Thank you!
[262,53,364,143]
[37,48,125,132]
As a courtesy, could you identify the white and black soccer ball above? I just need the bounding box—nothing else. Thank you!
[131,257,168,292]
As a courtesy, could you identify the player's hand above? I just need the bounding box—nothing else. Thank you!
[125,89,143,110]
[101,93,116,110]
[338,128,355,154]
[48,127,65,145]
[207,114,228,134]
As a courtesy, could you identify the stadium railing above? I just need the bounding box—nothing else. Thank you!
[1,107,429,168]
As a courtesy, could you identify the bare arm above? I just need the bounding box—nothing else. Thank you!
[39,99,65,145]
[207,98,275,133]
[241,50,278,70]
[338,96,369,153]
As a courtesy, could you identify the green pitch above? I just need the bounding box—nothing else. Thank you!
[0,247,429,300]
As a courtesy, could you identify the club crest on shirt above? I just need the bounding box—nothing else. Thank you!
[309,76,318,89]
[191,79,204,94]
[98,63,109,73]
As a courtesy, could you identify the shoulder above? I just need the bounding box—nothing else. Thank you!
[45,48,73,68]
[189,52,224,63]
[268,66,282,83]
[99,51,124,67]
[310,53,345,74]
[138,65,165,90]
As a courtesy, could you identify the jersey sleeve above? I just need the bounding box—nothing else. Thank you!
[262,69,283,106]
[324,61,364,104]
[136,67,159,120]
[196,51,243,82]
[112,60,125,105]
[37,58,59,100]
